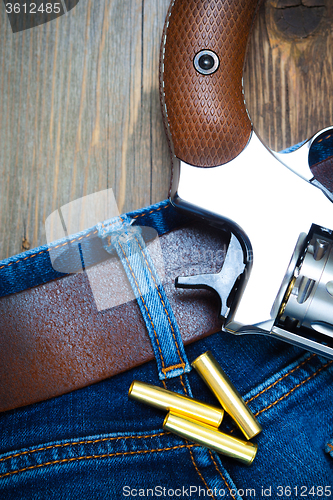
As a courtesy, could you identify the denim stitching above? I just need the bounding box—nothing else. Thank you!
[179,375,188,395]
[2,361,331,482]
[208,451,237,500]
[188,447,218,500]
[0,443,195,480]
[0,431,168,464]
[134,235,185,369]
[132,204,169,220]
[2,359,331,465]
[0,231,98,269]
[245,354,316,405]
[254,360,333,417]
[99,211,189,379]
[117,240,166,372]
[163,364,185,372]
[0,204,169,270]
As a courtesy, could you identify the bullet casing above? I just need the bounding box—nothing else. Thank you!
[192,351,262,440]
[128,380,224,427]
[163,412,257,465]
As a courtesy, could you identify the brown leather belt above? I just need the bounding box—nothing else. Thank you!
[0,221,226,413]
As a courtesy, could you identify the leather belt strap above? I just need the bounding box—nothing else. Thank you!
[0,219,225,413]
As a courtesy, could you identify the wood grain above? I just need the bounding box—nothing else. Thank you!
[0,0,333,260]
[0,0,171,260]
[244,0,333,152]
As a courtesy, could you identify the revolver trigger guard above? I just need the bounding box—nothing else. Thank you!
[175,234,246,318]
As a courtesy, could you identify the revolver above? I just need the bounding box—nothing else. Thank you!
[160,0,333,358]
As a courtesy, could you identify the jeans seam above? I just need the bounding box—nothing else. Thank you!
[0,443,195,480]
[118,239,167,372]
[188,447,218,500]
[0,431,168,464]
[3,360,331,482]
[208,450,237,500]
[254,360,333,417]
[164,377,220,499]
[245,353,316,405]
[0,230,99,270]
[0,203,169,271]
[132,204,169,220]
[134,235,186,370]
[179,374,188,394]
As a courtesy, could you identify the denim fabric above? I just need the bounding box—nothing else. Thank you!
[0,333,332,499]
[0,198,333,498]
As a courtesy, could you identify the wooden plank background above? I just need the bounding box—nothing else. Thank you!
[0,0,333,260]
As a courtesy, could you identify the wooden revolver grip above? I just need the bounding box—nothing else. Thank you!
[160,0,261,167]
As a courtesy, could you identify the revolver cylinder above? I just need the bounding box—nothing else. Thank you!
[278,229,333,340]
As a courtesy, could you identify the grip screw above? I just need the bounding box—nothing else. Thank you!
[193,50,219,75]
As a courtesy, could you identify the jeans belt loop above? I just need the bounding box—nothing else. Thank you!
[97,215,191,380]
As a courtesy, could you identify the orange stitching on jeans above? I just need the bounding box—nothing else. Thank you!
[0,443,194,480]
[0,431,168,464]
[179,375,188,395]
[327,443,333,452]
[132,203,169,219]
[4,358,328,480]
[245,354,316,404]
[255,360,333,417]
[163,363,186,372]
[208,451,237,500]
[0,204,168,270]
[228,358,331,436]
[134,235,185,371]
[118,241,166,371]
[188,447,217,500]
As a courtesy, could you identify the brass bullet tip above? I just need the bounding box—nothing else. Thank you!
[128,380,135,396]
[191,351,212,368]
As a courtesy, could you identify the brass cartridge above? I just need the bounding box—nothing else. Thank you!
[163,413,257,465]
[192,351,262,440]
[128,380,223,427]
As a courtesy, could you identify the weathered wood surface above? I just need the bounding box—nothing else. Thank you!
[244,0,333,152]
[0,0,333,260]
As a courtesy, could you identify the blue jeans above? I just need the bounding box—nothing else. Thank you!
[0,199,332,499]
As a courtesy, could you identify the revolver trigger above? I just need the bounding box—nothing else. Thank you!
[175,234,245,318]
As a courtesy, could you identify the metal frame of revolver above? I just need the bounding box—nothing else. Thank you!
[172,128,333,359]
